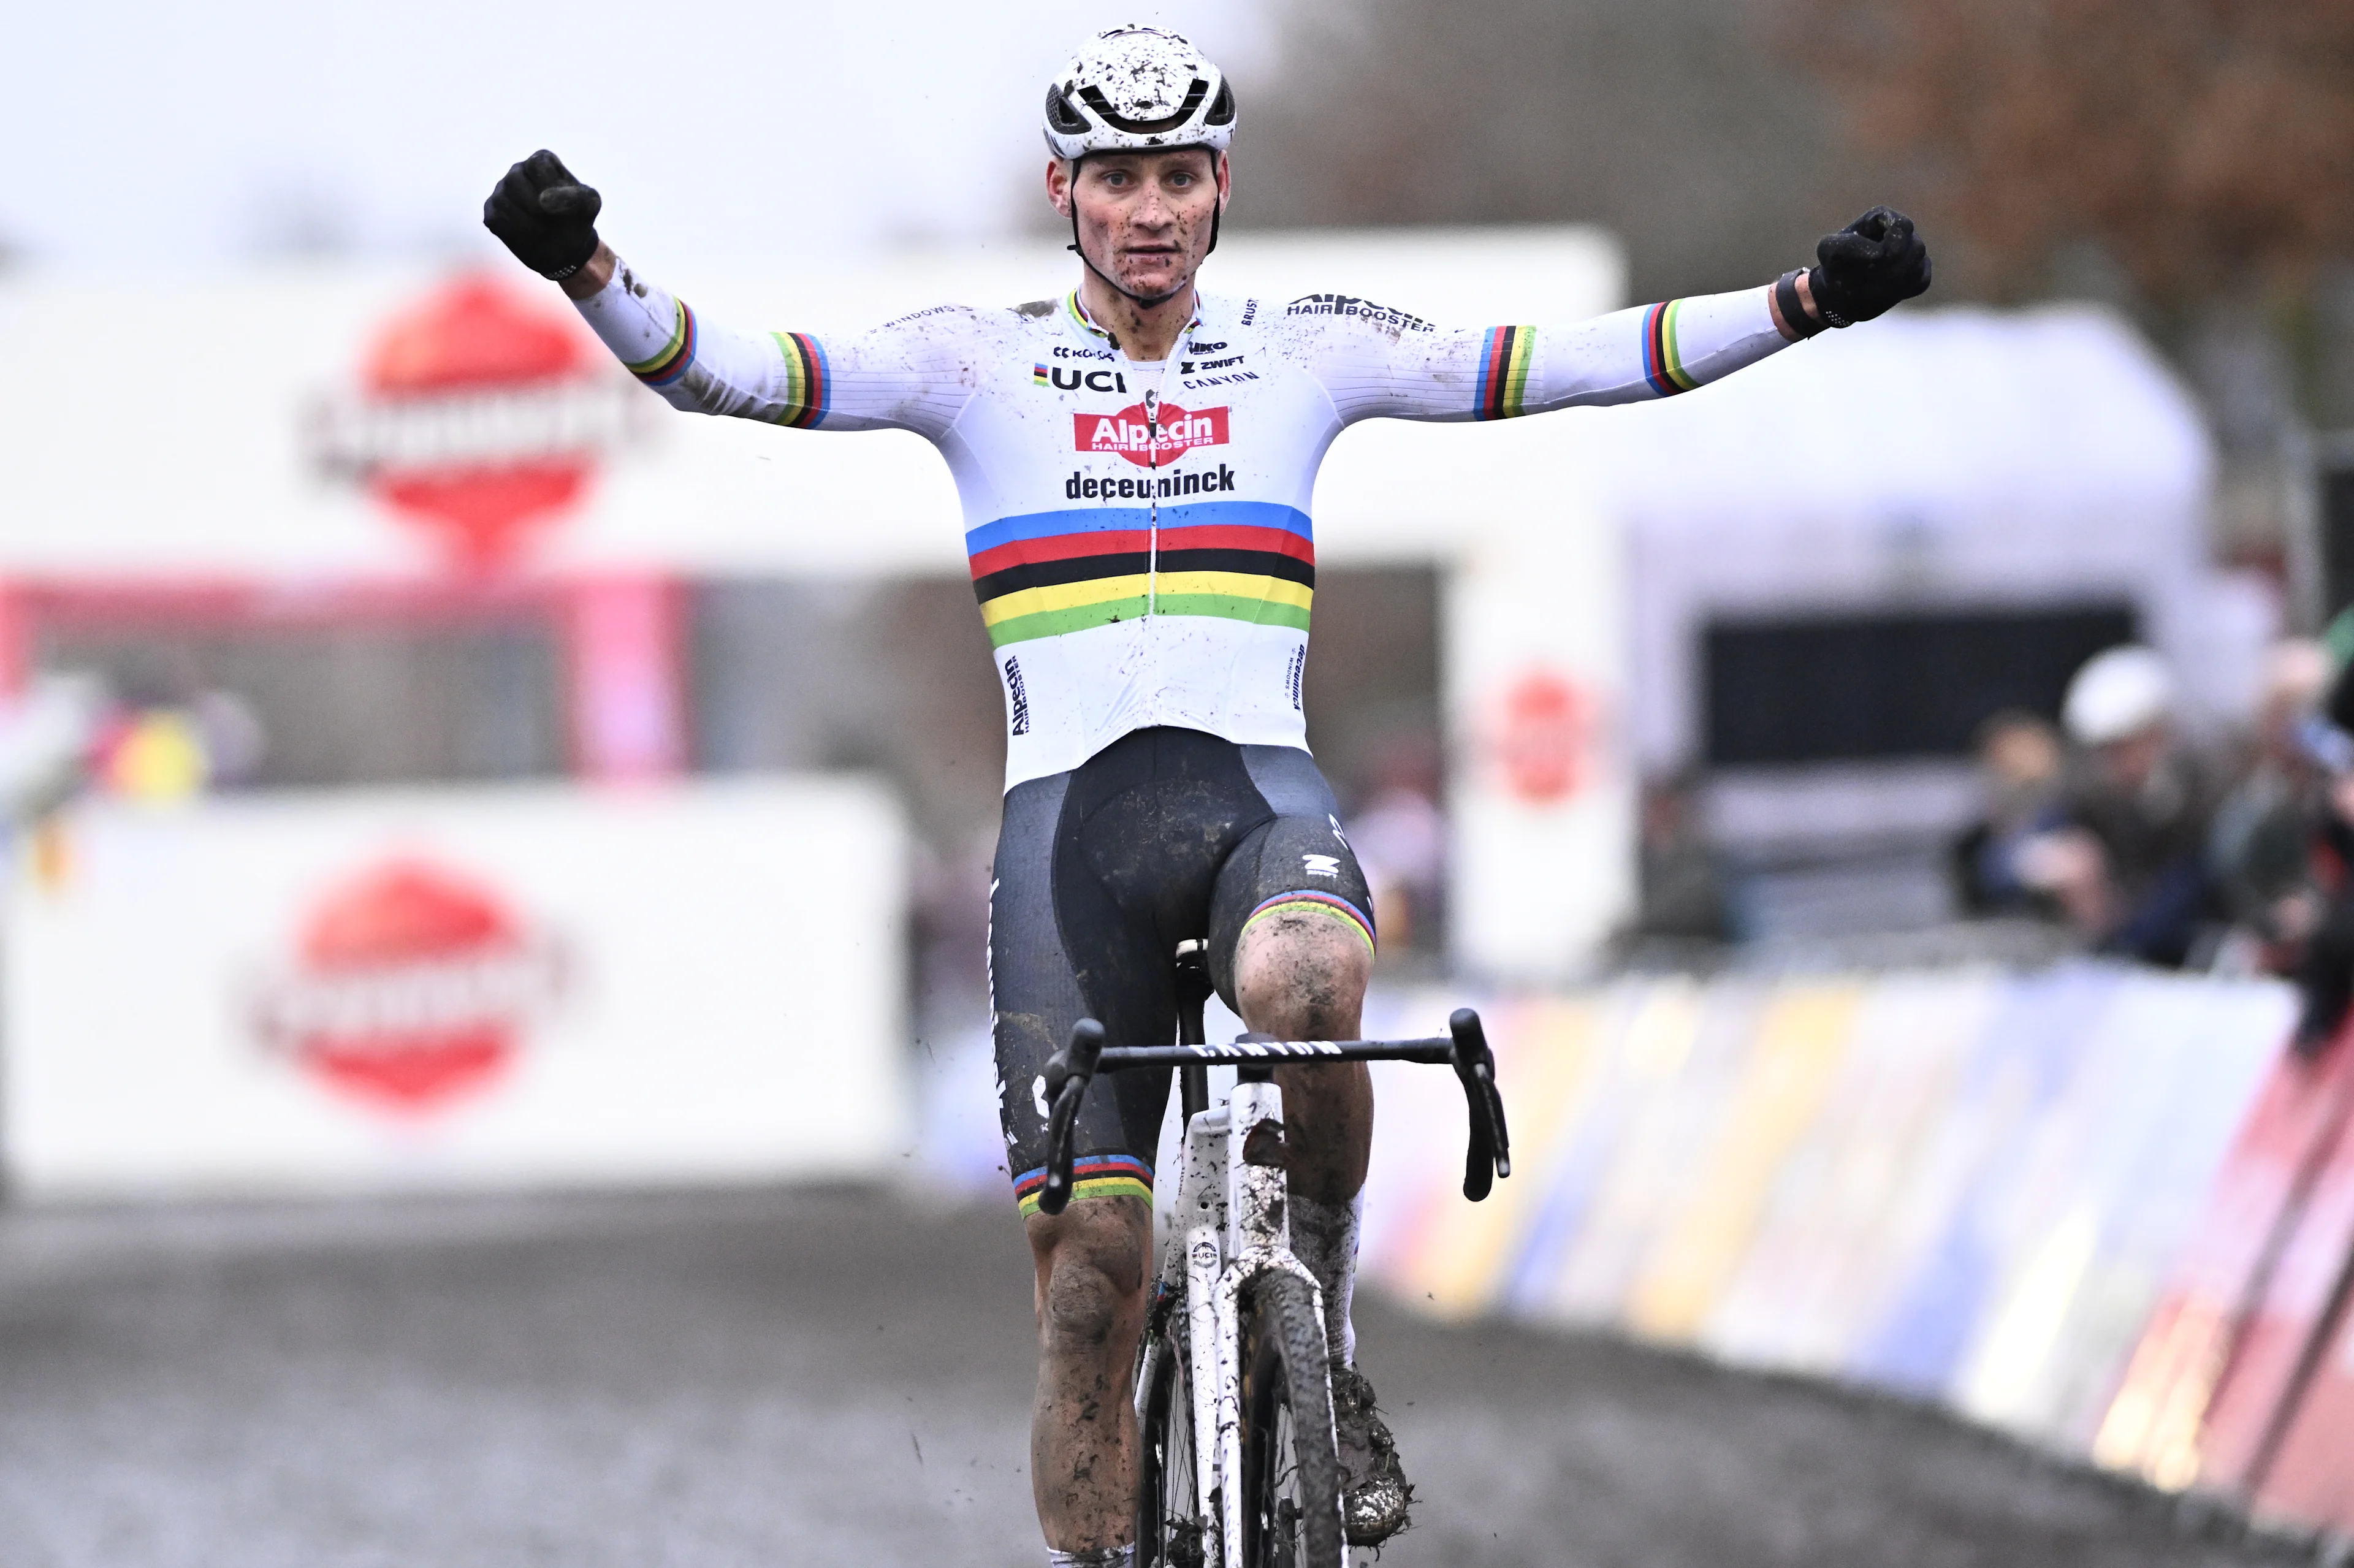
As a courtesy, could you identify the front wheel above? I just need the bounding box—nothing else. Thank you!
[1240,1269,1343,1568]
[1137,1296,1208,1568]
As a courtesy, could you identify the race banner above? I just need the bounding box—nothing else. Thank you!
[4,782,908,1196]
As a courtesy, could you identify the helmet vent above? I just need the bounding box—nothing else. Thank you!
[1045,85,1092,136]
[1078,78,1209,136]
[1204,81,1236,128]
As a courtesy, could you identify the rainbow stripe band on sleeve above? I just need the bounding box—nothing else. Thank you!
[1474,325,1536,421]
[1641,300,1700,397]
[625,300,697,388]
[1240,889,1377,958]
[1013,1154,1153,1217]
[769,330,832,429]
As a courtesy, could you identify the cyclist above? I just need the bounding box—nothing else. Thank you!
[486,24,1930,1565]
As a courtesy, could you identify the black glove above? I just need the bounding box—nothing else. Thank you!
[482,150,603,281]
[1807,205,1931,328]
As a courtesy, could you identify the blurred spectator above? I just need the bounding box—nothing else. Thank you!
[192,690,269,787]
[0,673,106,823]
[1346,738,1447,955]
[2209,640,2333,968]
[86,688,271,804]
[2012,646,2225,967]
[1951,710,2068,917]
[2275,656,2354,1049]
[1633,771,1730,943]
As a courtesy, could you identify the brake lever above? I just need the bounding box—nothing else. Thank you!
[1449,1008,1512,1201]
[1036,1019,1106,1217]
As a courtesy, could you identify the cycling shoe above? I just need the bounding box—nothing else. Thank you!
[1330,1363,1412,1544]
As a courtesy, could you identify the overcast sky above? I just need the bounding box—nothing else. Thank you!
[7,1,1273,274]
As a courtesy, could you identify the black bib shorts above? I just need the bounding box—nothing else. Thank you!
[991,726,1376,1217]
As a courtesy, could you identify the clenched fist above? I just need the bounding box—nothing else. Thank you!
[483,150,603,281]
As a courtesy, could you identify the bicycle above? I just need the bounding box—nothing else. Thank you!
[1036,940,1511,1568]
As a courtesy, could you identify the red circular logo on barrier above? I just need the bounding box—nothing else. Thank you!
[313,274,634,569]
[1493,669,1596,805]
[253,858,564,1113]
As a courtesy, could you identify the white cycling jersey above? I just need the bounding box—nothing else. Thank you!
[573,261,1795,790]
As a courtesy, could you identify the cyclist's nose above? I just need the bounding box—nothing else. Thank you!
[1130,186,1179,233]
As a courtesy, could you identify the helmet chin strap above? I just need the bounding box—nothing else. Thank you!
[1064,154,1224,317]
[1067,208,1187,310]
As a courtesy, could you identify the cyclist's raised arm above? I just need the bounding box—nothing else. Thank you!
[484,150,983,438]
[1284,207,1931,426]
[567,253,983,436]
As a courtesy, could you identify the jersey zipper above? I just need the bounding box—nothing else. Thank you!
[1145,383,1160,618]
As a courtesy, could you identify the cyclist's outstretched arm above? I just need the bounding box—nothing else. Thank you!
[1289,207,1931,424]
[483,150,982,436]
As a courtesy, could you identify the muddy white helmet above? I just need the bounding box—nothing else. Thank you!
[1043,25,1237,161]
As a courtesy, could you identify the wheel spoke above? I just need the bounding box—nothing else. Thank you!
[1146,1335,1205,1568]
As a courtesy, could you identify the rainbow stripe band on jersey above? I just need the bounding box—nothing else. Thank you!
[1474,325,1536,421]
[1013,1153,1153,1217]
[1641,300,1700,397]
[769,331,831,428]
[967,500,1315,651]
[1062,289,1200,341]
[624,300,698,388]
[1240,889,1377,957]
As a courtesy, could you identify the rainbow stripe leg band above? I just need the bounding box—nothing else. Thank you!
[1014,1154,1152,1217]
[1240,890,1377,959]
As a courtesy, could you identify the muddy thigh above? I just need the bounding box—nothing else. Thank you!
[1233,911,1374,1203]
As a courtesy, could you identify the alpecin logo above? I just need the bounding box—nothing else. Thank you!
[1073,403,1230,468]
[1003,655,1031,736]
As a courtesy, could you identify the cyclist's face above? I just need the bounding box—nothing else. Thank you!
[1053,150,1227,300]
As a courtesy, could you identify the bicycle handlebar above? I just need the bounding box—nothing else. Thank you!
[1033,1008,1512,1217]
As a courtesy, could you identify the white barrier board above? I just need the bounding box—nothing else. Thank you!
[4,781,907,1198]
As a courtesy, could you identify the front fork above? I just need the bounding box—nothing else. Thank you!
[1151,1076,1328,1568]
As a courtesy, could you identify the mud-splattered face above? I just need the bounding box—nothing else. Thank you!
[1049,148,1227,302]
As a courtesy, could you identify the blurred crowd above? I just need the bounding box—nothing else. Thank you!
[1629,636,2354,1049]
[1949,637,2354,1046]
[1926,636,2354,1051]
[0,674,265,823]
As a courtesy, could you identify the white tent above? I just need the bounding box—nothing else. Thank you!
[1579,304,2247,777]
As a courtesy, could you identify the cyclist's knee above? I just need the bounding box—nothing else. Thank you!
[1026,1197,1150,1350]
[1233,913,1372,1037]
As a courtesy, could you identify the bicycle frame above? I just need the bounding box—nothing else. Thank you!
[1035,955,1510,1568]
[1164,1067,1320,1560]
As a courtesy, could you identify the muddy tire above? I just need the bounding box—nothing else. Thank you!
[1240,1269,1344,1568]
[1137,1298,1208,1568]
